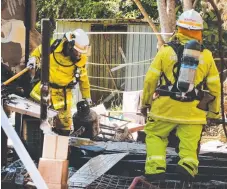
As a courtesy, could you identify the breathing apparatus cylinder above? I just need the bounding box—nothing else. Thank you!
[177,40,201,93]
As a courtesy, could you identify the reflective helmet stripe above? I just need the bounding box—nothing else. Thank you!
[178,20,203,28]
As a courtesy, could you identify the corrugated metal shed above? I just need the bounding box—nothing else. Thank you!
[125,25,157,91]
[55,18,154,24]
[53,19,157,104]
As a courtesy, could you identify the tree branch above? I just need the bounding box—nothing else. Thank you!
[183,0,193,11]
[133,0,165,48]
[193,0,200,8]
[207,0,227,138]
[167,0,176,33]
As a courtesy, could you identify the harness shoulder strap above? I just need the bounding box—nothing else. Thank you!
[50,39,62,54]
[158,41,184,86]
[167,41,184,80]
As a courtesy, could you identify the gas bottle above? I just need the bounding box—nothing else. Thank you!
[177,40,201,93]
[72,100,99,139]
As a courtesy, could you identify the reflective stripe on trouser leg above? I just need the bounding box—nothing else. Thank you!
[145,120,177,174]
[176,124,203,177]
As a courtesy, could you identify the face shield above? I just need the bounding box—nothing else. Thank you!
[62,41,81,63]
[63,29,91,62]
[70,48,81,63]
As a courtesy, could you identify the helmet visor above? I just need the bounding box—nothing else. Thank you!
[74,42,91,54]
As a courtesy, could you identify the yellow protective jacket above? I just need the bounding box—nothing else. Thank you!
[30,39,91,110]
[142,33,221,124]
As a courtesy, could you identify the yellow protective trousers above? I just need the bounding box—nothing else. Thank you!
[53,107,72,131]
[30,82,73,131]
[145,119,203,177]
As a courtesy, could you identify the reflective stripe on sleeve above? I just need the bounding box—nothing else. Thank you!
[148,67,161,76]
[207,75,220,83]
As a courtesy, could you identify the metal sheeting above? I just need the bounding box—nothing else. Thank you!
[54,21,91,39]
[68,153,128,188]
[125,25,157,91]
[93,141,227,156]
[94,141,146,154]
[68,153,227,188]
[93,141,177,156]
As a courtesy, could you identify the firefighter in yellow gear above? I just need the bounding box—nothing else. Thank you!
[27,29,91,136]
[141,9,221,182]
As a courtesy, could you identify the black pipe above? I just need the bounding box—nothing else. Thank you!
[24,0,31,65]
[40,19,51,121]
[21,0,32,98]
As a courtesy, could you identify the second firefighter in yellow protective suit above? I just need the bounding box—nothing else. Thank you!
[27,29,91,136]
[141,9,220,182]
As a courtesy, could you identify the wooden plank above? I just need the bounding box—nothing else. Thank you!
[128,125,144,133]
[38,158,69,185]
[4,94,58,118]
[47,183,68,189]
[42,135,69,160]
[56,136,69,160]
[42,135,57,159]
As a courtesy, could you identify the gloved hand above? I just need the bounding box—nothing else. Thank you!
[84,98,92,106]
[27,57,36,69]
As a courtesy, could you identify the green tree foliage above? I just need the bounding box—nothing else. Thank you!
[36,0,225,58]
[203,11,227,58]
[200,2,227,59]
[36,0,159,31]
[36,0,159,19]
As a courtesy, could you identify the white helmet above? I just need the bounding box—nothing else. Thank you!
[65,29,90,54]
[177,9,203,30]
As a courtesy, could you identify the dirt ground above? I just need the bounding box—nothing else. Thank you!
[201,124,227,143]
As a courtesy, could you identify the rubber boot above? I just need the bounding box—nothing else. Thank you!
[52,128,70,136]
[144,172,165,182]
[176,165,194,188]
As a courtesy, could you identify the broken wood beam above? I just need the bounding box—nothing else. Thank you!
[128,125,144,133]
